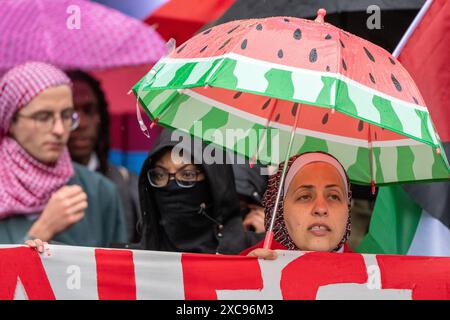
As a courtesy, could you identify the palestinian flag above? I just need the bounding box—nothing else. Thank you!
[357,144,450,256]
[358,0,450,256]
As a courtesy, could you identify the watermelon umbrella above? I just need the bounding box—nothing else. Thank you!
[0,0,166,73]
[132,10,450,247]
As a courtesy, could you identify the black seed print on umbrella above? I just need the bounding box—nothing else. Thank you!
[413,96,419,104]
[227,25,240,34]
[339,39,345,48]
[326,65,330,72]
[256,24,263,30]
[284,18,290,22]
[369,73,376,84]
[342,59,347,71]
[203,29,212,35]
[322,113,329,124]
[358,120,364,131]
[278,49,283,58]
[241,39,247,50]
[200,46,208,53]
[391,74,402,92]
[389,57,396,65]
[291,102,299,116]
[363,47,375,62]
[262,98,272,110]
[325,34,332,40]
[219,39,231,50]
[275,114,281,122]
[233,91,242,99]
[293,28,302,40]
[309,48,318,63]
[176,44,187,53]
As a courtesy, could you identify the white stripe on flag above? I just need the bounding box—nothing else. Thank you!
[407,210,450,257]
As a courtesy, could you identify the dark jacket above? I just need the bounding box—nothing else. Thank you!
[105,162,141,243]
[138,129,263,254]
[232,164,268,206]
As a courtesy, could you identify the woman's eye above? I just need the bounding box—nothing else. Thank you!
[328,194,341,201]
[297,194,311,201]
[180,170,196,180]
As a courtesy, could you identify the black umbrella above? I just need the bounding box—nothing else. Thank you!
[215,0,424,53]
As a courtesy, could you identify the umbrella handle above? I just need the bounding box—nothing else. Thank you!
[263,102,302,249]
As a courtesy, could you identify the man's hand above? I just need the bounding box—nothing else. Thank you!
[28,185,88,242]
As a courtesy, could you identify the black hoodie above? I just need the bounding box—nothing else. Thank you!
[138,129,263,254]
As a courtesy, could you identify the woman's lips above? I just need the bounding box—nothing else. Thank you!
[308,223,331,237]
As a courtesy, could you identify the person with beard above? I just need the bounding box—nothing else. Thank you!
[138,129,264,254]
[0,62,126,249]
[65,70,141,244]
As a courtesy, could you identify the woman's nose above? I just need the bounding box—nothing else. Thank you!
[312,196,328,216]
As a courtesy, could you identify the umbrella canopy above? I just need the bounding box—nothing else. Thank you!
[133,13,450,186]
[0,0,167,72]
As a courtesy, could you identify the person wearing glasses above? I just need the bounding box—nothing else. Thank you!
[138,129,263,254]
[0,62,126,248]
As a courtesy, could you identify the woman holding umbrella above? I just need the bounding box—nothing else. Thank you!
[241,151,353,259]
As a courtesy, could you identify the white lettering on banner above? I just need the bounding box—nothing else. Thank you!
[217,251,302,299]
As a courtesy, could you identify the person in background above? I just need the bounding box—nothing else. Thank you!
[242,152,353,259]
[66,70,141,244]
[0,62,127,247]
[232,163,267,234]
[138,129,263,254]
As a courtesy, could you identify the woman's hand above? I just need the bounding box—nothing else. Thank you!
[247,248,278,260]
[24,238,48,253]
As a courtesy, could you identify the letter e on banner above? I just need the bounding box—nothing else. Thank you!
[0,247,55,300]
[377,255,450,300]
[182,254,263,300]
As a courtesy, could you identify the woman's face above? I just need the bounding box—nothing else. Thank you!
[283,162,349,252]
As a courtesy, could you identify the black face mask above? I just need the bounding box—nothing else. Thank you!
[152,179,217,252]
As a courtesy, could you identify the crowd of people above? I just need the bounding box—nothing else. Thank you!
[1,61,356,258]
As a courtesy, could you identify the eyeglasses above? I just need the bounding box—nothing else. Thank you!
[147,167,203,188]
[15,108,79,132]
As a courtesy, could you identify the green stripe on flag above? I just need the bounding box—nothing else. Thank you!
[357,185,422,255]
